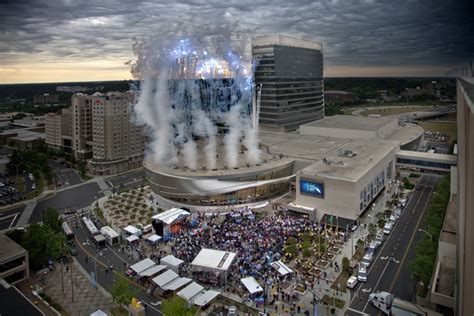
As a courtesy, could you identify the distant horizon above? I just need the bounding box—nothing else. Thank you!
[0,76,460,86]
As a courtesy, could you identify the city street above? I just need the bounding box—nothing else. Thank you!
[347,175,439,315]
[65,213,162,315]
[29,182,105,223]
[106,169,146,193]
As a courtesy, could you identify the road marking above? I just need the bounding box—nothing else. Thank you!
[388,176,435,293]
[363,259,393,312]
[347,307,370,315]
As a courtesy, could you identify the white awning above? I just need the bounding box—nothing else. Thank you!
[90,310,107,316]
[126,235,139,243]
[161,255,184,268]
[152,269,179,288]
[191,248,236,271]
[123,225,141,236]
[271,260,293,276]
[152,208,190,225]
[162,277,192,291]
[147,234,162,243]
[139,264,167,277]
[192,290,220,306]
[130,258,156,274]
[240,277,263,294]
[177,282,204,301]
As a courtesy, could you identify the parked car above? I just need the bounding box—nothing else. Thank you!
[347,276,358,289]
[383,222,393,235]
[69,248,78,256]
[357,265,367,282]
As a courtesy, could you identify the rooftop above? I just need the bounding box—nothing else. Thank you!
[440,194,457,245]
[299,138,399,182]
[301,115,396,132]
[0,279,43,316]
[0,234,27,264]
[252,34,322,51]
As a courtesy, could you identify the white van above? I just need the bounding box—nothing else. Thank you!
[357,265,367,282]
[142,224,153,234]
[362,249,375,267]
[383,222,393,235]
[346,276,358,289]
[389,215,396,223]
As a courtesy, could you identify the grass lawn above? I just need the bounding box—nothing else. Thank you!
[331,272,350,293]
[362,106,434,116]
[418,121,457,142]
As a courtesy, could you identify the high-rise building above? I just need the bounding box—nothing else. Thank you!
[252,35,324,131]
[456,77,474,315]
[45,108,71,152]
[47,92,144,175]
[88,92,145,175]
[71,93,94,160]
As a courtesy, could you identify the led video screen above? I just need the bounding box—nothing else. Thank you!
[300,180,325,198]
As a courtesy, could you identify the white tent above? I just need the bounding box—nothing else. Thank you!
[192,290,220,306]
[240,277,263,295]
[162,277,192,291]
[90,310,107,316]
[126,235,139,243]
[139,264,167,277]
[147,234,161,243]
[271,260,293,276]
[152,208,190,225]
[161,255,184,271]
[152,269,179,288]
[123,225,141,237]
[177,282,204,301]
[130,258,156,275]
[191,248,236,271]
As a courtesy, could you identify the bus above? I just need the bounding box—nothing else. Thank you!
[62,221,74,240]
[82,216,99,236]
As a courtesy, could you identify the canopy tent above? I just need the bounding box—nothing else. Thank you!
[100,226,119,238]
[177,282,204,301]
[147,234,162,243]
[90,310,107,316]
[162,277,192,291]
[152,269,179,288]
[152,208,190,225]
[271,260,293,276]
[123,225,141,237]
[191,248,236,272]
[126,235,139,243]
[240,277,263,295]
[192,290,220,306]
[139,264,167,277]
[130,258,156,275]
[161,255,184,270]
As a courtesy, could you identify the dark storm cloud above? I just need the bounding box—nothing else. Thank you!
[0,0,473,74]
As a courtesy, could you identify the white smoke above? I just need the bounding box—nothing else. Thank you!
[243,126,261,164]
[182,141,197,169]
[193,109,217,169]
[131,31,262,170]
[224,103,243,168]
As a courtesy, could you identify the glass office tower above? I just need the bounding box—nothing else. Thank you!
[252,35,324,131]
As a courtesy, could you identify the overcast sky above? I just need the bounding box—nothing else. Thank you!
[1,0,473,83]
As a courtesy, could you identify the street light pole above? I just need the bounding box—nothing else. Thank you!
[418,229,433,240]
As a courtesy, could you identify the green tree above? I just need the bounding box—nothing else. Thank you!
[342,257,350,274]
[21,224,65,270]
[110,275,138,306]
[43,208,62,233]
[162,295,197,316]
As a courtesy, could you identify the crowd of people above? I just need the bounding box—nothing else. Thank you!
[170,210,321,296]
